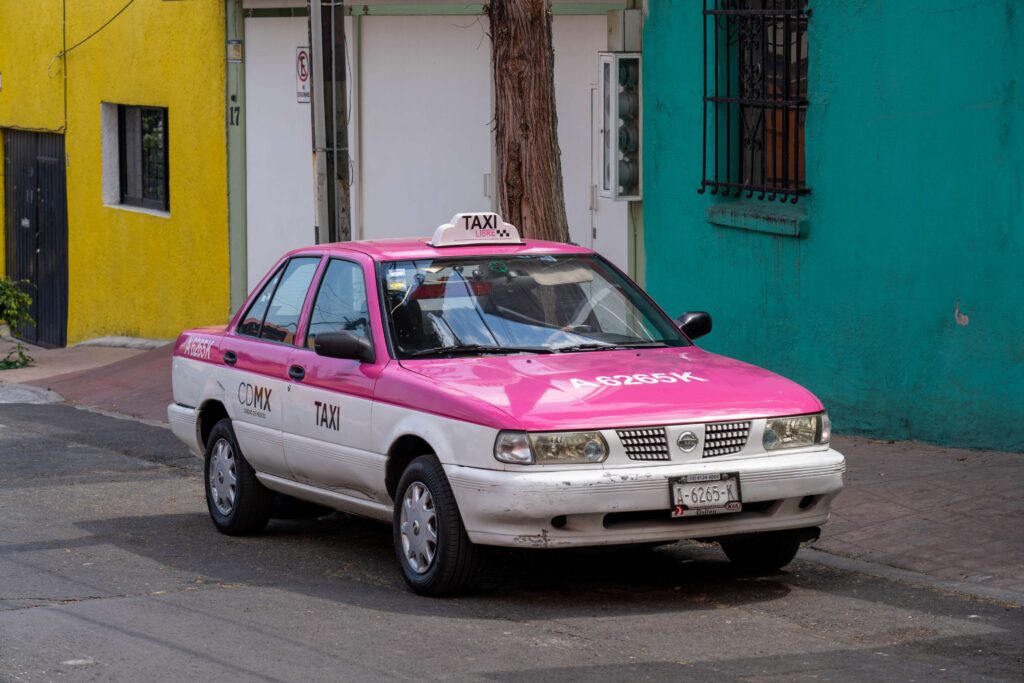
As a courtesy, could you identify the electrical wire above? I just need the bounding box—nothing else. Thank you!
[53,0,137,62]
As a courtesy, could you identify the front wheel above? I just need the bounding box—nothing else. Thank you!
[204,419,273,535]
[393,455,480,596]
[720,530,802,573]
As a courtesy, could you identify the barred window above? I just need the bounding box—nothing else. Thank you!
[118,105,169,211]
[699,0,809,203]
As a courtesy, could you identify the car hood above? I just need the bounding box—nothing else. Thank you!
[398,346,823,431]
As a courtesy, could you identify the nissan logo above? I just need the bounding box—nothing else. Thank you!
[677,431,699,452]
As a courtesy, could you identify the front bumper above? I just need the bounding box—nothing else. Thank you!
[446,448,845,548]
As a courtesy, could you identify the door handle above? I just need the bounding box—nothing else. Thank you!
[223,350,237,366]
[288,364,305,381]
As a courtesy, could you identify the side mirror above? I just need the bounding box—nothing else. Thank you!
[676,311,712,341]
[314,331,375,363]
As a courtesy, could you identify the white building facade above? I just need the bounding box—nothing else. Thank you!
[235,0,637,295]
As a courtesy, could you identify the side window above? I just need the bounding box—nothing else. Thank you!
[259,257,321,344]
[305,259,370,349]
[237,266,285,338]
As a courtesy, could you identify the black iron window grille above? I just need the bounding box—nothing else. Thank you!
[118,105,169,212]
[699,0,809,203]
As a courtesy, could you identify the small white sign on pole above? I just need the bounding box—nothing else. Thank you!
[296,47,311,103]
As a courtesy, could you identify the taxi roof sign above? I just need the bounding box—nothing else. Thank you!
[429,212,523,248]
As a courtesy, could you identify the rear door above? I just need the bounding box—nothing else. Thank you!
[222,255,322,478]
[282,256,386,501]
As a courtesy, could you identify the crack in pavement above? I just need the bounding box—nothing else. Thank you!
[0,581,246,612]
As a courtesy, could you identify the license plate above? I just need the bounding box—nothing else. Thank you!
[671,473,742,517]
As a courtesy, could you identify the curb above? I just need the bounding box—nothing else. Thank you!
[69,403,170,430]
[0,381,64,405]
[73,336,172,350]
[802,548,1023,607]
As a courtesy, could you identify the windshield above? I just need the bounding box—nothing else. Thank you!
[380,254,689,358]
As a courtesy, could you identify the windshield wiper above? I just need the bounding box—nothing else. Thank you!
[554,341,669,353]
[406,344,555,358]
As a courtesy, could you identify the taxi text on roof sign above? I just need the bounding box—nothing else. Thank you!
[429,212,523,247]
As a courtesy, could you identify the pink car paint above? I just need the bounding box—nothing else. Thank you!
[392,347,823,431]
[173,237,824,432]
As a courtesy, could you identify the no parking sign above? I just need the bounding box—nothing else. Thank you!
[296,47,311,103]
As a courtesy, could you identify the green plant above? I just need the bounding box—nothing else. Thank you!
[0,277,34,369]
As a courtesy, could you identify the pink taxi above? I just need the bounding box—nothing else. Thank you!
[169,213,845,596]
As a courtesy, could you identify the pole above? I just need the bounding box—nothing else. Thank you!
[325,0,350,241]
[309,0,330,244]
[308,0,350,244]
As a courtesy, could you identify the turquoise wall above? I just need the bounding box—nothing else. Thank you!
[642,0,1023,451]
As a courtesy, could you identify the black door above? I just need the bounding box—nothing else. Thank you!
[3,130,69,348]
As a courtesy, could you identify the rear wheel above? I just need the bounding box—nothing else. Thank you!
[204,419,273,535]
[393,455,480,596]
[720,530,802,573]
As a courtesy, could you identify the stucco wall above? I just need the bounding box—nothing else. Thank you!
[0,1,65,132]
[0,1,229,342]
[0,0,66,280]
[64,1,229,342]
[642,0,1023,450]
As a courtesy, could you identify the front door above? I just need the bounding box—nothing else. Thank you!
[3,130,69,348]
[282,257,383,501]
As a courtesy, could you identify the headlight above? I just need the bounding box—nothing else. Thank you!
[494,431,532,464]
[493,430,609,465]
[531,431,608,464]
[763,412,830,451]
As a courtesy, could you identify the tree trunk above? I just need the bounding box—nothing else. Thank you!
[487,0,570,242]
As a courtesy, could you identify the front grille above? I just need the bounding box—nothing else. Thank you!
[617,427,670,461]
[703,420,751,457]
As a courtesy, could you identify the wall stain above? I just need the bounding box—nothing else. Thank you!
[954,300,969,327]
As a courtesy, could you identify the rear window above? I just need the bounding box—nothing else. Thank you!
[238,257,320,344]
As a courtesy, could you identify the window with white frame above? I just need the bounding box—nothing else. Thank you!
[101,103,169,212]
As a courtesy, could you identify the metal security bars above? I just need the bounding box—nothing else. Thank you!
[118,105,169,212]
[699,0,809,203]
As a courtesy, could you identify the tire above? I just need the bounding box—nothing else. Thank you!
[204,419,273,535]
[393,455,480,596]
[720,530,802,573]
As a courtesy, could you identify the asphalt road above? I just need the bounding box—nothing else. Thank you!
[0,404,1021,682]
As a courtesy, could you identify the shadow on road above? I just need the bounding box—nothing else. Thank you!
[475,629,1023,682]
[70,511,792,616]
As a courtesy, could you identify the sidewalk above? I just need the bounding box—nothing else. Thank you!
[1,341,1021,601]
[821,436,1023,596]
[0,338,172,422]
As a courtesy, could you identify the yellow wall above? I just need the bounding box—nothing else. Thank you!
[0,1,65,132]
[0,0,229,342]
[0,0,66,280]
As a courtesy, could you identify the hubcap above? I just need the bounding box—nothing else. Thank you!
[400,481,437,574]
[209,438,238,516]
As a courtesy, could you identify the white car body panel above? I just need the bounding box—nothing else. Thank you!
[171,354,845,549]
